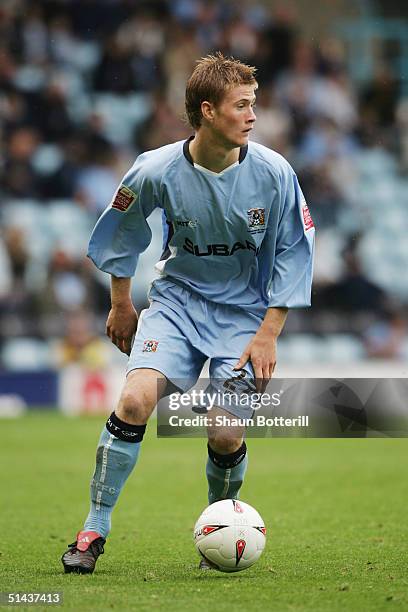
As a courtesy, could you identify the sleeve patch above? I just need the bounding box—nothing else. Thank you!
[302,204,314,231]
[111,185,137,212]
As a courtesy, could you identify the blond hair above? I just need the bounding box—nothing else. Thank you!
[185,52,257,130]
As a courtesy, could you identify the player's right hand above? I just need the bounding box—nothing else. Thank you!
[106,302,138,355]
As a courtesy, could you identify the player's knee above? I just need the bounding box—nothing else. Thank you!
[208,434,243,455]
[117,390,155,425]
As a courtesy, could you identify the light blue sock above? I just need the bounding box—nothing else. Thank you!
[206,444,248,504]
[83,427,141,538]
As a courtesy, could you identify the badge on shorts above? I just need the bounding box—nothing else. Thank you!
[111,185,137,212]
[247,208,266,233]
[143,339,159,353]
[302,203,314,231]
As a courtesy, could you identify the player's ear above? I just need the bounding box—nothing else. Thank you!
[201,101,215,123]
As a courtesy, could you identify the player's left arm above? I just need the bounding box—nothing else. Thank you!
[234,167,315,392]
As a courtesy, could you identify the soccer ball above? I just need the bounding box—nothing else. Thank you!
[193,499,266,572]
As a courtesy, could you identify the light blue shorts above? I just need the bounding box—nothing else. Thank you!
[127,278,263,419]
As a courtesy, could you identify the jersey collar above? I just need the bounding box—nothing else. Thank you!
[183,135,248,170]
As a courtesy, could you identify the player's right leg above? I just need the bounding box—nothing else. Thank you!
[61,368,166,574]
[62,280,206,573]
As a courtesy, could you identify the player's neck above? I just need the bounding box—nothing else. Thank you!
[189,131,240,174]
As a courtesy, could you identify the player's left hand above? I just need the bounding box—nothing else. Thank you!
[233,332,277,393]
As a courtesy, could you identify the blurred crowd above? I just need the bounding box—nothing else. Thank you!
[0,0,407,367]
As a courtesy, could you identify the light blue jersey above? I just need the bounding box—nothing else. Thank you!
[88,138,315,316]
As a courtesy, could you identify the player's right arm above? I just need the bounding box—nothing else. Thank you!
[106,276,138,355]
[87,153,159,353]
[87,152,159,278]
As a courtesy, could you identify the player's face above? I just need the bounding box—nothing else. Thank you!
[210,84,257,148]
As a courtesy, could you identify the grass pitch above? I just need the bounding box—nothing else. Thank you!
[1,413,407,611]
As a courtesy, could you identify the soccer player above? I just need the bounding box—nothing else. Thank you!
[61,53,314,573]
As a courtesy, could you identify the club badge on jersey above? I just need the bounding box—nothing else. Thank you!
[247,208,266,234]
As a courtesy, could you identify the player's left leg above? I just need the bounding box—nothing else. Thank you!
[199,405,249,570]
[193,298,261,507]
[204,353,257,507]
[206,405,248,505]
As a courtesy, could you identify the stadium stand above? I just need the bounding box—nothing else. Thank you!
[0,0,407,369]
